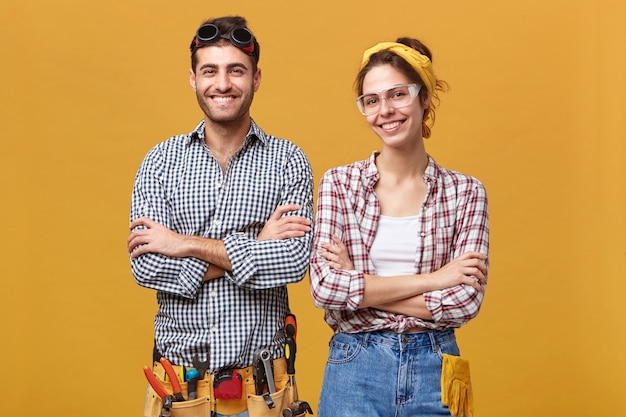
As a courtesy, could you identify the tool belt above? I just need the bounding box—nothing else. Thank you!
[143,357,295,417]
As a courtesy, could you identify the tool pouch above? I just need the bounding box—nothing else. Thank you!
[244,360,292,417]
[440,354,473,417]
[244,383,293,417]
[143,372,213,417]
[143,359,295,417]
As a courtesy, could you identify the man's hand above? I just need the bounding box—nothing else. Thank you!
[257,204,311,240]
[128,217,191,258]
[319,236,355,270]
[203,264,226,282]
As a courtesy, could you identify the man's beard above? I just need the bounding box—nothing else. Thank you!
[196,89,254,126]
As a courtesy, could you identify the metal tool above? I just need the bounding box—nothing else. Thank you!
[282,400,313,417]
[160,358,185,402]
[187,352,210,401]
[143,366,176,417]
[160,396,173,417]
[284,314,297,398]
[252,349,269,395]
[252,349,276,409]
[281,314,314,417]
[259,349,276,393]
[185,368,200,400]
[192,352,211,380]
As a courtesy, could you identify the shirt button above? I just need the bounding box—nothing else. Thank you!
[210,290,218,298]
[216,181,222,189]
[213,219,222,226]
[420,232,426,237]
[211,325,218,332]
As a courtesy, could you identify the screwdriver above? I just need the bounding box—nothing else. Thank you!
[186,368,200,400]
[285,313,297,342]
[284,313,297,398]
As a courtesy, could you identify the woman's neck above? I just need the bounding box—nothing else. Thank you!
[376,142,429,180]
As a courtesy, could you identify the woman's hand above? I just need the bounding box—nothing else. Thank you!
[319,236,355,270]
[426,251,488,292]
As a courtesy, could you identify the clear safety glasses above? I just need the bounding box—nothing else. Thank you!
[356,83,422,116]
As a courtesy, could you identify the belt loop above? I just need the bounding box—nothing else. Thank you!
[428,331,438,353]
[361,332,371,347]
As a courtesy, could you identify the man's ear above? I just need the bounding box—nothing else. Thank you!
[253,68,262,92]
[189,68,197,92]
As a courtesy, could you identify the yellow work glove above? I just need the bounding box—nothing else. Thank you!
[441,354,473,417]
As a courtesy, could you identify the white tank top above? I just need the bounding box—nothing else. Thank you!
[370,215,419,276]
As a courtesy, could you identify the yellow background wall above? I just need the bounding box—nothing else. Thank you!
[1,1,624,416]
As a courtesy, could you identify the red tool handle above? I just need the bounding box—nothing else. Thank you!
[285,313,297,342]
[160,357,182,394]
[143,366,169,399]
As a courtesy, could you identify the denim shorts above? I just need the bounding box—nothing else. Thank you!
[318,328,460,417]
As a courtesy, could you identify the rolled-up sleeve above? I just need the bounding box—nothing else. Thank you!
[425,180,489,325]
[129,146,208,298]
[223,148,314,289]
[309,171,366,310]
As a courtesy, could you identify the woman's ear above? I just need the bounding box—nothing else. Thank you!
[420,89,431,110]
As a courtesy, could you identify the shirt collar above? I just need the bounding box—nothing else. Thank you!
[423,155,439,182]
[187,118,267,146]
[364,151,440,183]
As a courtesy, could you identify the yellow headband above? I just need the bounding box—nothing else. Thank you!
[361,42,436,96]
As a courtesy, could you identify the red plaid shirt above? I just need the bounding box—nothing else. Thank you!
[310,152,489,333]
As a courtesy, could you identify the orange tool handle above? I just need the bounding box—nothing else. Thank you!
[285,313,297,342]
[160,357,182,394]
[143,366,169,400]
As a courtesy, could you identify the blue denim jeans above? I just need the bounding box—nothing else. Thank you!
[318,328,460,417]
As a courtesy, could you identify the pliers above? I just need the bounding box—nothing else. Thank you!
[143,357,186,415]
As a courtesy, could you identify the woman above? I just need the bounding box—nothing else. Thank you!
[309,38,489,417]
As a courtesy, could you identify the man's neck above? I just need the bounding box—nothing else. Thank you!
[203,117,251,171]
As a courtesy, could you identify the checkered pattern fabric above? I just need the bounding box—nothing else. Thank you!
[130,119,313,369]
[310,151,489,333]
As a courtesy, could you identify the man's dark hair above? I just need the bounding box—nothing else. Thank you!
[190,15,260,73]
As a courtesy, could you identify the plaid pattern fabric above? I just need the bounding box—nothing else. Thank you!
[130,119,314,369]
[310,151,489,333]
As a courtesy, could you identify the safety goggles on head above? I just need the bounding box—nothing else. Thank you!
[356,83,422,116]
[190,24,258,60]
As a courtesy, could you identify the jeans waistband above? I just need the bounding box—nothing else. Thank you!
[358,328,456,350]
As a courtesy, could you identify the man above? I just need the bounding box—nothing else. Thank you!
[128,16,313,417]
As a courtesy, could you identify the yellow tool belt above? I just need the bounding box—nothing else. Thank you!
[144,357,295,417]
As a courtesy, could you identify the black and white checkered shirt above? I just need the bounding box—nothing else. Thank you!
[129,119,314,370]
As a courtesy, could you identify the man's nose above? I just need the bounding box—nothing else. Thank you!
[214,72,232,91]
